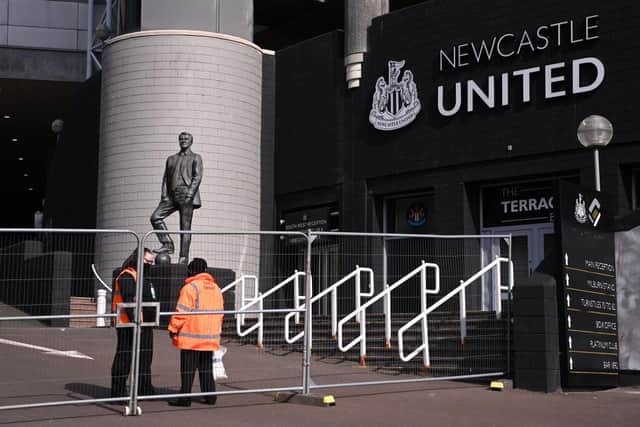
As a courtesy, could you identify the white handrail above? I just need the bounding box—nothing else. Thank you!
[337,261,439,366]
[220,275,258,326]
[398,257,510,367]
[236,271,306,348]
[284,266,374,345]
[91,263,112,292]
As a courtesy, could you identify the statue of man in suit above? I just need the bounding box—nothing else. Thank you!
[150,132,203,264]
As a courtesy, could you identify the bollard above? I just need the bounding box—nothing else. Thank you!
[96,289,107,327]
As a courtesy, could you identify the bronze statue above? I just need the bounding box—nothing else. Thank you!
[150,132,203,264]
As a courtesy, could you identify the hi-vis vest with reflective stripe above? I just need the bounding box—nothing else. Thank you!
[112,267,137,324]
[168,272,224,351]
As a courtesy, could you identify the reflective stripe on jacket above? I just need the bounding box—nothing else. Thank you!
[168,272,224,351]
[112,267,137,324]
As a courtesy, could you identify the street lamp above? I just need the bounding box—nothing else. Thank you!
[577,115,613,192]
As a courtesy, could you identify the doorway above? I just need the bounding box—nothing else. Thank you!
[481,224,554,310]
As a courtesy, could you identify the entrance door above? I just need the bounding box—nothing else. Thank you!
[481,224,554,310]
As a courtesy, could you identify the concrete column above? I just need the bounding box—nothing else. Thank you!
[95,30,264,286]
[344,0,388,89]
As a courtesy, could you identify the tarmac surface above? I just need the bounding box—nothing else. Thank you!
[0,327,639,426]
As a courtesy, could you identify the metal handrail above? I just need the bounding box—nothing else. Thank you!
[337,261,439,365]
[397,257,512,367]
[220,275,258,326]
[284,266,374,345]
[236,270,306,348]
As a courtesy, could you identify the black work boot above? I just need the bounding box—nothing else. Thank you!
[168,398,191,407]
[201,396,217,405]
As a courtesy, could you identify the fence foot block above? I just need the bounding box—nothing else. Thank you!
[489,379,513,391]
[274,392,336,407]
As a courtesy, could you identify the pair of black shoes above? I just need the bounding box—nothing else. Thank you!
[168,397,216,407]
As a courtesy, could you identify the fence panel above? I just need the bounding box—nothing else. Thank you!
[302,232,512,390]
[0,229,139,410]
[136,230,309,407]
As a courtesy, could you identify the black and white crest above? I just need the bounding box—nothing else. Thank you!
[574,193,587,224]
[369,60,421,131]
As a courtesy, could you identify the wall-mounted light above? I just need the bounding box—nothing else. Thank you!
[11,138,18,142]
[23,173,29,177]
[27,187,34,191]
[95,23,111,42]
[18,157,24,161]
[3,115,11,119]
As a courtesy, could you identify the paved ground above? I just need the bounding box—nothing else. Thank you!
[0,327,639,426]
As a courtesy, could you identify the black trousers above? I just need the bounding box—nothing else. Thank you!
[111,327,154,397]
[150,197,194,258]
[180,349,215,399]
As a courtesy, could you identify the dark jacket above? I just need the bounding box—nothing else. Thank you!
[161,149,203,208]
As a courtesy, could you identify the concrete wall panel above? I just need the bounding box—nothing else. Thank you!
[0,0,8,25]
[8,25,77,49]
[8,0,78,29]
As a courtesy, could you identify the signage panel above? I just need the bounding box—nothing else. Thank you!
[280,205,340,233]
[556,181,618,387]
[482,181,554,227]
[566,309,617,334]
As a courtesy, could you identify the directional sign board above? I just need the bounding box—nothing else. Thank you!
[556,182,618,387]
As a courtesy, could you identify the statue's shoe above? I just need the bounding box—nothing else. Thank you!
[153,245,174,254]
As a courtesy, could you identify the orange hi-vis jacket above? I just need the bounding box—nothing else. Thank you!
[168,272,224,351]
[112,267,137,324]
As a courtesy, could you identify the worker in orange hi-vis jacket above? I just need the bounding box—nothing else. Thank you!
[168,258,224,407]
[110,247,157,399]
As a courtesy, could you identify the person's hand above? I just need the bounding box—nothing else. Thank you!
[169,331,176,340]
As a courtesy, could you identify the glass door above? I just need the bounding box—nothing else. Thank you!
[481,224,554,310]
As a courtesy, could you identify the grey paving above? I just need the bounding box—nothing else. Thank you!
[0,327,638,426]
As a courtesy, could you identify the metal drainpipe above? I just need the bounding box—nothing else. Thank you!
[344,0,389,89]
[86,0,94,80]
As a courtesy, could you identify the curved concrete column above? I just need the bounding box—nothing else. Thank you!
[345,0,389,88]
[95,30,263,280]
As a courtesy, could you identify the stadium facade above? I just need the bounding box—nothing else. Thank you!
[1,0,639,390]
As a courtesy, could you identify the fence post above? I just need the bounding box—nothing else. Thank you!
[96,289,107,327]
[302,233,316,395]
[127,237,145,416]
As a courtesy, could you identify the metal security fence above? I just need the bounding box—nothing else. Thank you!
[133,230,311,413]
[0,228,139,411]
[0,228,513,416]
[302,232,513,392]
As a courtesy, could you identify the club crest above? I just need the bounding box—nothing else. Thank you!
[406,202,427,227]
[574,193,587,224]
[369,60,421,131]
